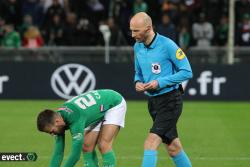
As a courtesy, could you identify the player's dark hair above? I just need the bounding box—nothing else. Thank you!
[37,109,56,132]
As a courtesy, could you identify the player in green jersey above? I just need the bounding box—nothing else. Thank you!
[36,89,127,167]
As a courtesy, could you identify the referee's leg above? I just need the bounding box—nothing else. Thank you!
[164,90,192,167]
[141,133,162,167]
[165,138,192,167]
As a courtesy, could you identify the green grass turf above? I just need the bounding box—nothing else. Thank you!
[0,100,250,167]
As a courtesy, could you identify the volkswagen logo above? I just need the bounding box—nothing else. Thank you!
[51,64,96,99]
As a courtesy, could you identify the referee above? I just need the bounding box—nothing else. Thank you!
[130,12,192,167]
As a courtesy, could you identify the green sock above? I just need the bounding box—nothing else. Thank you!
[83,150,99,167]
[102,150,116,167]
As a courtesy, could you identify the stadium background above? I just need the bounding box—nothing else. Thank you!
[0,0,250,166]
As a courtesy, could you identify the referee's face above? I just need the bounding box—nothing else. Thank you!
[130,21,149,43]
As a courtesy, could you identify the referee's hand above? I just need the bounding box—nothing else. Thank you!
[144,80,159,90]
[135,82,146,92]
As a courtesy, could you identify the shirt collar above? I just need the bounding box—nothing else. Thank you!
[144,32,158,49]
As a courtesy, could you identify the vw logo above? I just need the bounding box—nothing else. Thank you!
[51,64,96,99]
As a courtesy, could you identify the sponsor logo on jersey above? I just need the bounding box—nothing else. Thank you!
[176,48,186,60]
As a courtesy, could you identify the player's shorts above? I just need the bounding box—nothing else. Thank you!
[148,89,183,144]
[85,98,127,131]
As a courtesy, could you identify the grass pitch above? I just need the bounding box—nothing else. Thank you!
[0,100,250,167]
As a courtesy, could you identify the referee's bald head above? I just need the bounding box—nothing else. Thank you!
[130,12,152,28]
[130,12,155,44]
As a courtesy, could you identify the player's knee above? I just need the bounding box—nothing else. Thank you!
[144,140,159,150]
[167,146,180,157]
[144,140,155,150]
[167,139,182,157]
[82,143,95,152]
[144,134,161,150]
[98,139,112,154]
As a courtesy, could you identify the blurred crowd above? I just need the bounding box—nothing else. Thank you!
[0,0,250,49]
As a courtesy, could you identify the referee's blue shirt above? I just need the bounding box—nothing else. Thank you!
[134,33,193,96]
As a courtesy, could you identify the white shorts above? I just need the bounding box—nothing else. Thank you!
[85,98,127,131]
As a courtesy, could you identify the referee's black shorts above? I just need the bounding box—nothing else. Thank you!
[148,89,183,144]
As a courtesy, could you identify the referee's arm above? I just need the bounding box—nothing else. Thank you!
[157,49,193,88]
[134,54,144,83]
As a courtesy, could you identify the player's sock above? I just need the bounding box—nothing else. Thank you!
[102,150,116,167]
[141,150,158,167]
[172,150,192,167]
[83,150,99,167]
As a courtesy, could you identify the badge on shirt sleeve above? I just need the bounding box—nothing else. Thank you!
[152,63,161,74]
[57,107,73,114]
[176,48,186,60]
[100,104,104,112]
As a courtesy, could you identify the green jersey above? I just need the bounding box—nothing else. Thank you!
[50,89,123,167]
[1,31,21,48]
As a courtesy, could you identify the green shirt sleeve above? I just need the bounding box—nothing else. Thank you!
[50,134,65,167]
[63,120,85,167]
